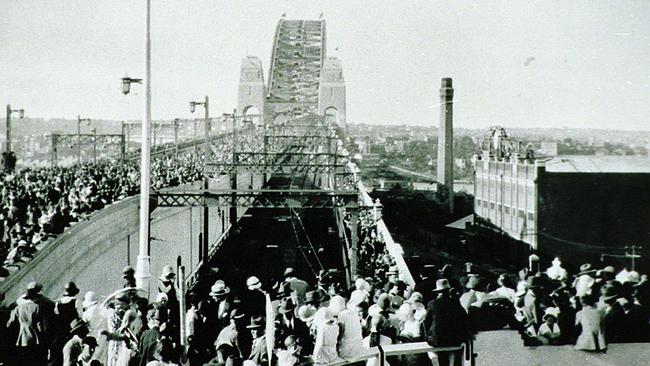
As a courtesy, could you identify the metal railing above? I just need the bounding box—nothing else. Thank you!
[323,342,472,366]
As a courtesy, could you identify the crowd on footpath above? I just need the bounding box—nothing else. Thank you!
[5,246,649,366]
[0,258,475,366]
[0,151,204,279]
[511,258,650,350]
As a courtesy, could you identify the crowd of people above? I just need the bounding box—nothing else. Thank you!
[0,151,204,278]
[0,255,475,366]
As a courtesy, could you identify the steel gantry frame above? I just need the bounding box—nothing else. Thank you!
[50,133,125,166]
[148,113,361,287]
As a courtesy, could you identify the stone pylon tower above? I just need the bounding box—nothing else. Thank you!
[318,57,346,125]
[437,77,454,214]
[237,56,266,118]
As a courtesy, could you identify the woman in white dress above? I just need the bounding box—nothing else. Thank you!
[311,308,341,364]
[574,295,606,352]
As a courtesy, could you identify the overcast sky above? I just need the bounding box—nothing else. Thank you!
[2,0,650,130]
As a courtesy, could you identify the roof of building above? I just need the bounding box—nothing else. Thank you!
[446,214,474,230]
[543,155,650,173]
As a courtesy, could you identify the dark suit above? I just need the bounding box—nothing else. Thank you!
[275,316,311,353]
[425,294,469,366]
[602,301,626,343]
[138,326,161,366]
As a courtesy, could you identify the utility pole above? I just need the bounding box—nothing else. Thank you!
[91,128,97,163]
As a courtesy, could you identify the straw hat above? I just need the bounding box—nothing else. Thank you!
[210,280,231,297]
[297,305,316,323]
[82,291,98,308]
[329,295,346,316]
[246,276,262,290]
[433,279,451,292]
[69,318,88,334]
[160,265,175,280]
[542,307,560,321]
[246,316,264,329]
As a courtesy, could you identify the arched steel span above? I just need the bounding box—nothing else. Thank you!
[266,18,326,116]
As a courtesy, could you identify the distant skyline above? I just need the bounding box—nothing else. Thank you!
[2,1,650,130]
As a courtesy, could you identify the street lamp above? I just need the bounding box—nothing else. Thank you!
[91,128,97,163]
[120,0,152,294]
[189,96,209,149]
[77,115,91,164]
[121,76,143,95]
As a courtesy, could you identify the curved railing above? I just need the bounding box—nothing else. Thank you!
[357,178,416,287]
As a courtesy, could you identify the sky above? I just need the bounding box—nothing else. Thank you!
[2,0,650,130]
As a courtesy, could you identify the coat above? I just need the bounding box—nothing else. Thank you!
[602,301,625,343]
[574,306,606,351]
[425,295,469,348]
[249,334,268,365]
[62,334,83,366]
[7,296,44,347]
[138,326,161,366]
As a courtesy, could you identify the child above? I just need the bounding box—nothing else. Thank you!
[538,307,562,345]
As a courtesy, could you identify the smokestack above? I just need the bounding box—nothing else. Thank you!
[437,77,454,214]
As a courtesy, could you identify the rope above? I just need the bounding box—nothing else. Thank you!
[291,208,325,271]
[537,231,628,252]
[289,211,318,279]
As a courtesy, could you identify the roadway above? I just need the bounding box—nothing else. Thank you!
[192,173,346,295]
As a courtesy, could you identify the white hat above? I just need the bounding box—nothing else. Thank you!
[160,265,175,279]
[543,307,560,320]
[246,276,262,290]
[329,295,346,316]
[82,291,98,308]
[156,292,168,303]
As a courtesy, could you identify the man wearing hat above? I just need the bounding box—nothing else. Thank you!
[208,280,232,332]
[520,275,545,334]
[276,299,311,354]
[158,265,179,343]
[382,265,400,293]
[247,316,269,365]
[600,283,625,343]
[283,267,309,303]
[215,308,250,358]
[242,276,266,318]
[51,282,81,365]
[424,279,469,366]
[573,263,596,298]
[122,266,136,288]
[62,318,90,366]
[7,281,51,365]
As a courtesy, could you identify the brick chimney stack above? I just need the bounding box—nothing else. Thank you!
[437,77,454,214]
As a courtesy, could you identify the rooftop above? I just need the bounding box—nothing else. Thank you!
[543,155,650,173]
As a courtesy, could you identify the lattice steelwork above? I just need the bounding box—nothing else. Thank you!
[267,19,326,116]
[152,189,358,209]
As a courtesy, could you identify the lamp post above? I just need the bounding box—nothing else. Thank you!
[189,96,209,151]
[120,0,152,294]
[91,128,97,163]
[77,115,91,164]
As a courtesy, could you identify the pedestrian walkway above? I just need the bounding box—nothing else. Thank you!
[475,330,650,366]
